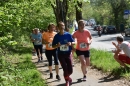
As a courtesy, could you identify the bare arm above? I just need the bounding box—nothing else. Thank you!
[112,42,119,49]
[89,35,92,45]
[52,42,61,49]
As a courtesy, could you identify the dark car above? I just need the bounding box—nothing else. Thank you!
[102,25,116,34]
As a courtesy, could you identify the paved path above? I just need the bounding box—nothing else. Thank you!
[32,55,120,86]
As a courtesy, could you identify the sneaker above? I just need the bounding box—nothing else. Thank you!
[56,75,61,80]
[82,75,86,81]
[49,73,53,79]
[41,57,43,60]
[65,81,69,86]
[69,77,72,84]
[37,58,40,63]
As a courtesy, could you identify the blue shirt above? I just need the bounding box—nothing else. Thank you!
[52,32,74,54]
[31,33,42,45]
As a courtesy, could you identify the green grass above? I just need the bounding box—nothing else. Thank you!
[73,48,130,79]
[0,45,47,86]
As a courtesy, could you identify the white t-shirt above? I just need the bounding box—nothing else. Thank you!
[119,41,130,58]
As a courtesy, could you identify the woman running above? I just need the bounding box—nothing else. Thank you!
[72,20,92,81]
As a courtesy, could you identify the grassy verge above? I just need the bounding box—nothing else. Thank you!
[0,45,47,86]
[73,48,130,79]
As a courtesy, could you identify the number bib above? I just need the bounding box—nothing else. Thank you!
[80,43,87,48]
[36,41,41,44]
[60,45,69,51]
[48,43,52,48]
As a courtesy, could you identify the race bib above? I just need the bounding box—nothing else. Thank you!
[36,41,41,44]
[48,43,52,48]
[80,43,87,48]
[60,45,69,51]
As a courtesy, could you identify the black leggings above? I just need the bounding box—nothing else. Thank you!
[45,49,59,66]
[58,54,73,81]
[34,45,43,58]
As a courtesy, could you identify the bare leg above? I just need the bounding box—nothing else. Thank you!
[55,65,59,75]
[78,55,87,76]
[49,66,52,73]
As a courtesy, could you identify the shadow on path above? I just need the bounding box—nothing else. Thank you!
[98,67,130,83]
[56,78,83,86]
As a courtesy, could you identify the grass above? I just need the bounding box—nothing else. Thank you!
[0,44,47,86]
[73,48,130,79]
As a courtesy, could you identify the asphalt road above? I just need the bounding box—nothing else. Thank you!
[86,26,130,52]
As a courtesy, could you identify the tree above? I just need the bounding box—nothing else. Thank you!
[51,0,90,29]
[90,0,127,30]
[51,0,68,29]
[75,1,83,22]
[108,0,127,30]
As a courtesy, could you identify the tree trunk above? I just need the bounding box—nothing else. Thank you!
[114,11,119,31]
[51,0,68,29]
[76,1,82,23]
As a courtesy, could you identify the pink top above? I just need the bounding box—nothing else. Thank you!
[73,29,91,51]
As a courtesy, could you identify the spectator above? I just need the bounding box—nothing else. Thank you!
[112,36,130,69]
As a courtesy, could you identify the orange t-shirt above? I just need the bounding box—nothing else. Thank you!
[73,29,91,51]
[43,32,56,50]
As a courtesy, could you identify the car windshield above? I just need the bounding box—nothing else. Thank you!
[108,25,115,27]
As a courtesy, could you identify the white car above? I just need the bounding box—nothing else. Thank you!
[125,28,130,36]
[88,19,96,26]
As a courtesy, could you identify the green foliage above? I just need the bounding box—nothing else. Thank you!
[0,0,55,51]
[0,1,53,85]
[0,45,47,86]
[83,0,130,27]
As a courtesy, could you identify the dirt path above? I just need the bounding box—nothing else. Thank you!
[32,54,130,86]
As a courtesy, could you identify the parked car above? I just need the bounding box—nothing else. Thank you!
[102,25,116,34]
[124,28,130,36]
[88,18,96,26]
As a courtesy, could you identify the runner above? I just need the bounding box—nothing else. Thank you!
[65,28,75,66]
[31,28,43,62]
[43,23,60,80]
[30,29,36,55]
[72,20,92,81]
[52,21,75,86]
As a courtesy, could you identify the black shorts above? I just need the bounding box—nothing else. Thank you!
[76,49,90,58]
